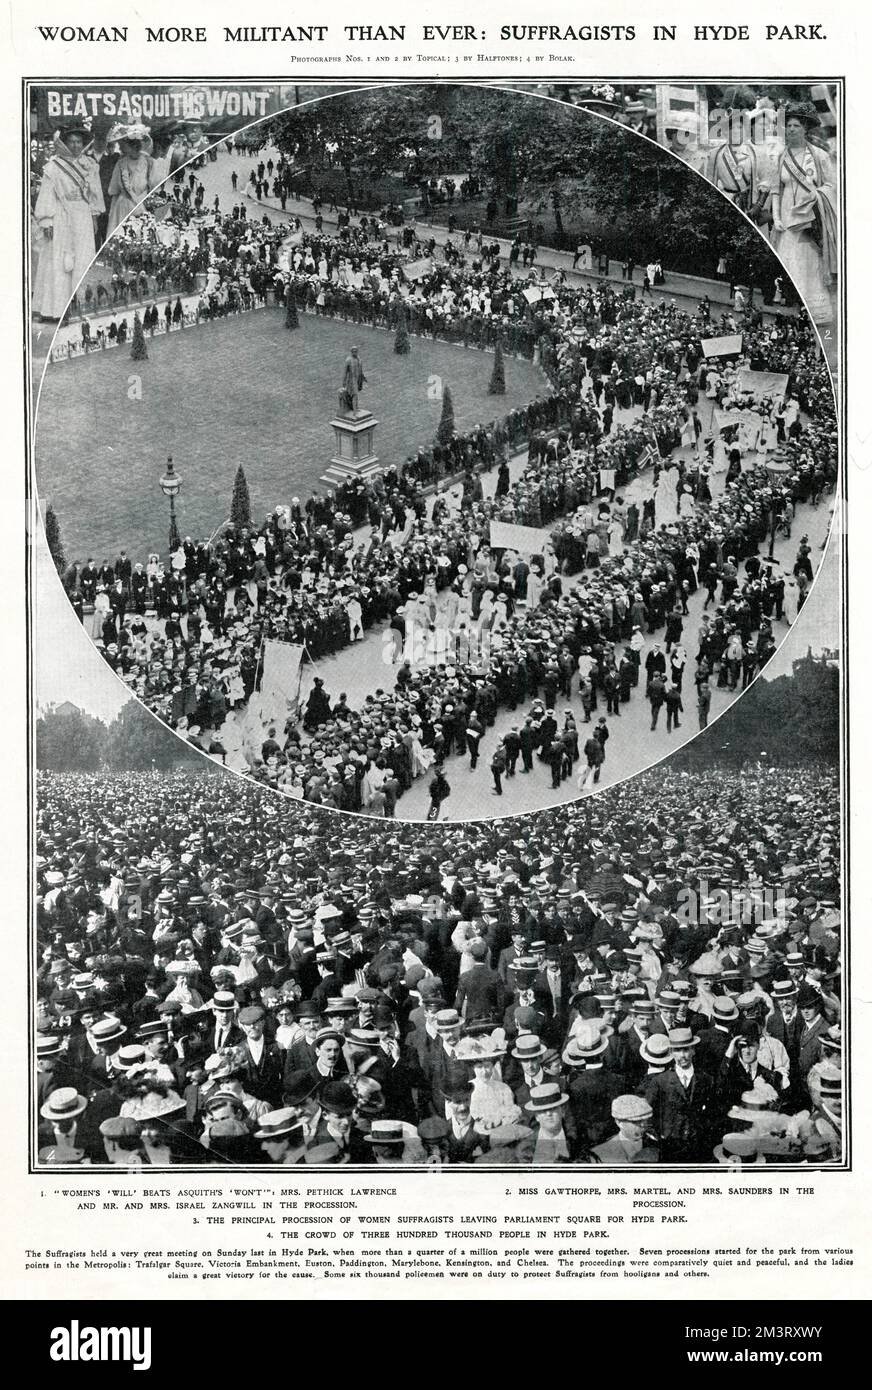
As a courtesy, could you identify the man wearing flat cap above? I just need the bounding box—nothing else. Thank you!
[100,1115,145,1168]
[237,1006,284,1107]
[592,1095,659,1164]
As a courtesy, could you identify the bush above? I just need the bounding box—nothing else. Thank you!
[394,314,410,355]
[437,385,455,446]
[130,313,148,360]
[488,338,506,395]
[44,504,66,576]
[230,465,252,529]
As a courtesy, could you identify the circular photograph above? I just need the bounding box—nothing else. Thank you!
[33,83,838,820]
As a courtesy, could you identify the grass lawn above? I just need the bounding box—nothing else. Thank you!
[35,309,545,562]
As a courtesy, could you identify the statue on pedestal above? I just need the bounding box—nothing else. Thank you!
[339,345,367,415]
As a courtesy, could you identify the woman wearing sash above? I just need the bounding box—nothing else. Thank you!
[106,124,158,237]
[32,124,104,321]
[771,104,838,327]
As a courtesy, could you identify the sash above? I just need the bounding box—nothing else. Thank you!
[50,152,92,202]
[779,144,838,282]
[712,144,748,196]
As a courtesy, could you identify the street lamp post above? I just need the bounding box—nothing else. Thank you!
[765,451,791,560]
[159,456,182,554]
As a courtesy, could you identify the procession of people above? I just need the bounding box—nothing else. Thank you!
[55,191,836,812]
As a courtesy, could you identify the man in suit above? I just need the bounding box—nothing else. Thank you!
[86,129,119,247]
[310,952,341,1013]
[766,980,805,1072]
[616,998,657,1087]
[538,946,571,1036]
[496,929,530,986]
[38,1088,105,1165]
[283,1001,323,1080]
[35,1034,76,1109]
[795,984,830,1078]
[642,1027,715,1162]
[455,940,505,1021]
[650,988,683,1038]
[423,1008,466,1117]
[237,1005,284,1107]
[443,1071,489,1163]
[404,976,447,1072]
[695,996,740,1074]
[80,1016,128,1097]
[207,991,244,1055]
[715,1024,782,1122]
[564,1023,625,1151]
[505,1033,550,1110]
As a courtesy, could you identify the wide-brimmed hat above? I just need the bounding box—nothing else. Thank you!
[488,1123,534,1148]
[122,1090,185,1122]
[689,952,722,978]
[713,1133,766,1165]
[524,1083,569,1114]
[666,1027,699,1049]
[640,1033,673,1066]
[435,1008,462,1033]
[254,1108,305,1141]
[40,1088,87,1122]
[512,1034,547,1062]
[90,1017,126,1046]
[771,979,799,1001]
[711,997,740,1023]
[364,1120,406,1146]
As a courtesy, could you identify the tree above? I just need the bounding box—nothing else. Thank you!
[394,313,410,355]
[36,705,105,771]
[44,504,66,577]
[230,465,252,529]
[284,290,299,329]
[130,313,148,361]
[437,385,455,446]
[488,338,506,395]
[104,700,202,770]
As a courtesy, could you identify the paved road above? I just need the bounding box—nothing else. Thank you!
[193,146,799,319]
[211,379,835,818]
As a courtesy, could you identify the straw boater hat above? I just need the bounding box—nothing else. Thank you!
[40,1088,87,1122]
[713,1132,766,1165]
[524,1082,569,1114]
[511,1034,547,1063]
[728,1081,783,1128]
[254,1108,305,1142]
[639,1033,673,1067]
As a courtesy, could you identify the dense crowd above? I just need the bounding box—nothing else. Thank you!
[35,764,842,1166]
[58,198,837,810]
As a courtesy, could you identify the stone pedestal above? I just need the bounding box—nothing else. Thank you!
[322,408,380,486]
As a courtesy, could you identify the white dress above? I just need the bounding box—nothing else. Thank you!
[32,153,102,318]
[107,154,157,236]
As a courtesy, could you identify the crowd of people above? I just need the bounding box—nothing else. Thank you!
[35,762,842,1167]
[55,178,837,811]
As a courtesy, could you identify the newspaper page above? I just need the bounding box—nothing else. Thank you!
[0,0,868,1354]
